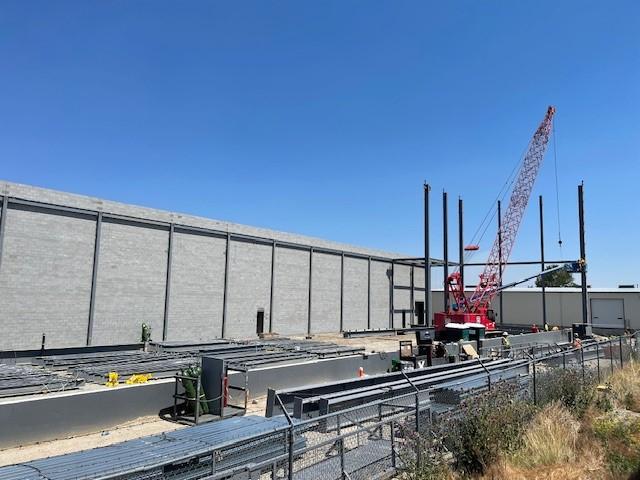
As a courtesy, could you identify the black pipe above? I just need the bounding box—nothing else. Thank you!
[498,200,503,325]
[424,183,431,326]
[539,196,547,329]
[578,183,588,324]
[442,191,449,312]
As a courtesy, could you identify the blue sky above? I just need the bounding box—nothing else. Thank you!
[0,1,638,287]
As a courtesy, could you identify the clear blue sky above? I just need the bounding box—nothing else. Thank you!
[0,1,638,287]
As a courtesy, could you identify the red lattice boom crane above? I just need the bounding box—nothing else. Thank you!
[434,106,557,331]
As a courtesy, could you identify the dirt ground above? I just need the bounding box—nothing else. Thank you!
[0,415,186,467]
[289,331,412,354]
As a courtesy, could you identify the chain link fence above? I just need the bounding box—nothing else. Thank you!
[98,333,637,480]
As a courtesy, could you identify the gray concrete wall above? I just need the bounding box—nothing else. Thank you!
[310,252,341,334]
[342,257,368,331]
[226,240,272,338]
[272,247,309,335]
[167,231,226,341]
[0,180,421,349]
[92,220,168,345]
[0,205,95,350]
[432,288,640,329]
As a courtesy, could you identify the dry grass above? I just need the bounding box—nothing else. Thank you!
[608,360,640,412]
[509,402,580,468]
[480,403,609,480]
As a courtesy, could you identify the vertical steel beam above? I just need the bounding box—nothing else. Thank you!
[578,183,588,324]
[269,240,276,333]
[458,197,464,292]
[307,248,313,336]
[442,191,449,312]
[498,200,504,325]
[410,265,415,323]
[389,260,395,328]
[162,223,174,341]
[367,256,371,329]
[539,196,547,329]
[340,252,345,332]
[221,232,231,338]
[86,211,102,346]
[0,196,8,276]
[424,184,431,326]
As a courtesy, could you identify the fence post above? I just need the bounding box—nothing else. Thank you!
[415,391,421,471]
[595,341,601,383]
[532,360,537,405]
[562,351,566,369]
[337,415,345,480]
[580,346,585,383]
[619,337,624,368]
[288,426,294,480]
[275,393,295,480]
[391,421,397,470]
[610,339,614,374]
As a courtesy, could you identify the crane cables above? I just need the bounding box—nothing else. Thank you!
[552,121,563,252]
[457,142,530,270]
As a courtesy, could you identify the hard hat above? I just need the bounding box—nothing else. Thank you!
[502,332,508,336]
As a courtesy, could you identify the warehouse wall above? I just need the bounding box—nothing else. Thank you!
[0,181,416,350]
[0,205,95,349]
[310,252,341,334]
[166,231,226,341]
[342,257,368,331]
[92,220,168,345]
[225,240,272,338]
[431,289,640,329]
[272,247,309,335]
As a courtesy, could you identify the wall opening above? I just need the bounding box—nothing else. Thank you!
[415,301,425,325]
[256,309,265,335]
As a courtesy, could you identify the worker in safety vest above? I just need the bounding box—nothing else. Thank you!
[573,333,582,349]
[501,332,511,356]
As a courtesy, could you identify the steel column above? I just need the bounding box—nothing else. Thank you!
[410,265,415,323]
[367,256,371,329]
[307,248,313,336]
[498,200,504,324]
[539,196,547,329]
[221,232,231,338]
[442,191,449,312]
[458,197,464,291]
[162,223,174,341]
[578,183,588,324]
[0,195,7,275]
[269,240,276,333]
[0,195,9,278]
[424,183,431,326]
[389,261,395,328]
[86,211,103,345]
[340,252,345,332]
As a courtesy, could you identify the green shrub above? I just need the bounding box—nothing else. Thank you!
[593,413,640,477]
[442,385,536,475]
[535,367,595,417]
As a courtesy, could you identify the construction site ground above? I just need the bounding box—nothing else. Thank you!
[0,333,405,465]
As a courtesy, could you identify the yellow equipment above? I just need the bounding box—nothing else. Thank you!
[106,372,119,387]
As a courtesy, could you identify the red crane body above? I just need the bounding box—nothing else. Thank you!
[434,106,556,331]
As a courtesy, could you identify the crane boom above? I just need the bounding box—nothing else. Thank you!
[469,106,556,311]
[434,106,556,331]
